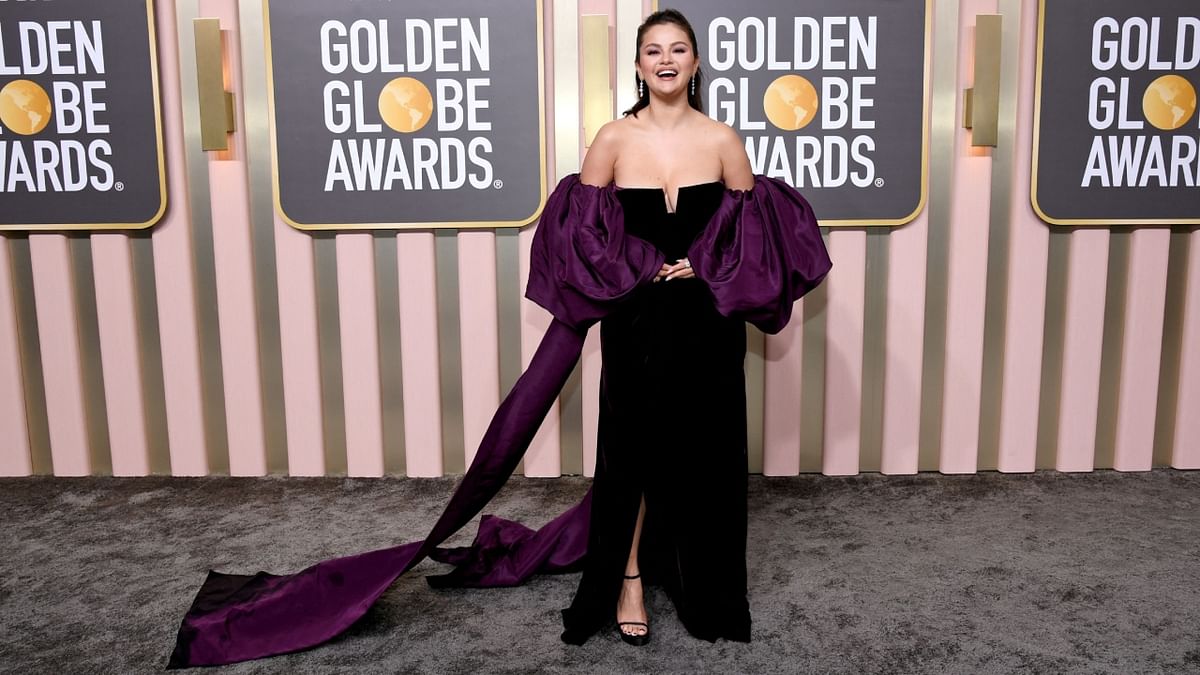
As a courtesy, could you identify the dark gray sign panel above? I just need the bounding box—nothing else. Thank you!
[0,0,166,230]
[670,0,931,226]
[265,0,546,230]
[1034,0,1199,225]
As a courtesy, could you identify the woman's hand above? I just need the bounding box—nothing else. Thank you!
[654,258,695,282]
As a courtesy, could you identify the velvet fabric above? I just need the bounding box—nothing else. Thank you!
[167,174,830,668]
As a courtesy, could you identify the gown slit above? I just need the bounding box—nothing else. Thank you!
[560,182,752,645]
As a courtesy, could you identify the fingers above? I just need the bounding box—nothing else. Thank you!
[663,258,694,281]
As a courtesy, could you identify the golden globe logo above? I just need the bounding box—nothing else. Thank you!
[1083,16,1199,188]
[318,18,495,192]
[706,15,878,189]
[0,19,116,193]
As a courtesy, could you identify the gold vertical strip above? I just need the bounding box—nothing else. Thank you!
[745,327,765,474]
[375,233,407,476]
[435,231,466,475]
[559,361,585,476]
[1035,227,1069,470]
[176,0,230,473]
[495,228,524,474]
[312,235,348,475]
[7,236,53,474]
[238,0,288,473]
[554,0,582,474]
[496,230,524,396]
[859,229,890,473]
[69,236,112,475]
[917,0,960,472]
[129,234,172,474]
[1094,228,1130,470]
[977,0,1023,472]
[1152,228,1193,466]
[799,231,829,473]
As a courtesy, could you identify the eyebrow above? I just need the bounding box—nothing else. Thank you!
[642,41,689,49]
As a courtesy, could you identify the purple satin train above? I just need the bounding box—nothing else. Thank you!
[167,175,830,668]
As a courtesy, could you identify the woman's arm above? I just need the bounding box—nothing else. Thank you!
[717,124,754,191]
[580,121,619,187]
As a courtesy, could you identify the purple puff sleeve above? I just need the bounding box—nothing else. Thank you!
[526,174,665,331]
[687,176,832,335]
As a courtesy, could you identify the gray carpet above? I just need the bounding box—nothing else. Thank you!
[0,470,1197,674]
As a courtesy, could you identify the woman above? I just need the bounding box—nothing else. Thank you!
[168,9,829,668]
[559,8,756,646]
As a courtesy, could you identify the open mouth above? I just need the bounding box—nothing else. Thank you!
[656,69,678,80]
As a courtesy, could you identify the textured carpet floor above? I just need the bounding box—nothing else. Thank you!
[0,470,1197,674]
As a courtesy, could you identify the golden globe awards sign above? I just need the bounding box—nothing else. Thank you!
[0,0,165,231]
[1033,0,1199,225]
[671,0,930,226]
[265,0,546,230]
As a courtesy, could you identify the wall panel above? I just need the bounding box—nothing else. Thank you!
[0,0,1192,480]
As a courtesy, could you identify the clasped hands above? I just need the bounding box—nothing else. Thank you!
[654,258,694,283]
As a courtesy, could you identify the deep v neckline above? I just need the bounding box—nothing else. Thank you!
[615,181,722,214]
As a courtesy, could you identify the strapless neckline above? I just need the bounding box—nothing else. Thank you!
[614,181,723,214]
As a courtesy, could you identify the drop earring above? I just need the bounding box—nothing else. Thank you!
[690,75,695,96]
[638,77,644,98]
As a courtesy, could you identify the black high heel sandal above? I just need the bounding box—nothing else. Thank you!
[616,573,651,646]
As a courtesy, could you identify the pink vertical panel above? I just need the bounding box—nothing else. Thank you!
[1171,230,1200,469]
[1056,229,1109,471]
[151,0,208,476]
[208,161,267,476]
[397,232,443,477]
[91,235,150,475]
[1113,230,1170,471]
[0,238,32,476]
[29,235,89,475]
[581,329,600,477]
[762,307,803,476]
[822,230,866,476]
[996,0,1048,473]
[337,233,384,476]
[274,215,324,476]
[939,2,995,475]
[458,231,500,466]
[519,226,562,477]
[880,212,928,475]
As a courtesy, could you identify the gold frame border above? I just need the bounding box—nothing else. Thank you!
[1030,0,1200,227]
[263,0,550,231]
[1,0,168,232]
[651,0,934,228]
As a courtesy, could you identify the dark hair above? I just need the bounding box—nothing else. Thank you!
[622,9,705,117]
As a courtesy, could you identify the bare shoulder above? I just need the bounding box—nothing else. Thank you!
[700,115,743,150]
[700,117,754,189]
[580,119,627,186]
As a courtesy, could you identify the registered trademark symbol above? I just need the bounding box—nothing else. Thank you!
[115,181,125,192]
[493,179,503,189]
[874,178,885,188]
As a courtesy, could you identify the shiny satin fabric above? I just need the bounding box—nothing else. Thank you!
[167,174,830,668]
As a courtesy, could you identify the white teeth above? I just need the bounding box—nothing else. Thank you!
[657,70,677,76]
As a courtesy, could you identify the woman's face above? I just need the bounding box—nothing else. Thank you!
[636,22,698,99]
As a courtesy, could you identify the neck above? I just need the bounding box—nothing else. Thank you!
[643,95,692,129]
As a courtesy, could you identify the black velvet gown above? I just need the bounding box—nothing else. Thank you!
[560,182,752,644]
